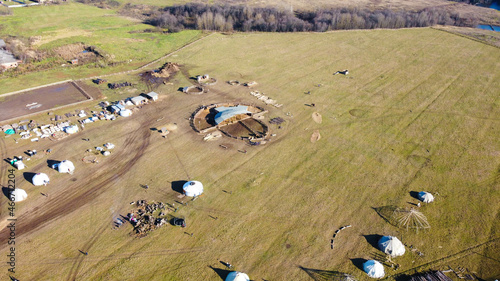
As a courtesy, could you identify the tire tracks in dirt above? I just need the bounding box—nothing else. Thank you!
[66,222,108,281]
[0,115,154,249]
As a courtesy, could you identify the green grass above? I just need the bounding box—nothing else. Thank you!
[0,2,202,94]
[0,28,499,281]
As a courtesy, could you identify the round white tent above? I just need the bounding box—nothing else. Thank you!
[57,160,75,174]
[32,173,50,186]
[119,109,132,117]
[183,181,203,197]
[363,260,384,278]
[378,236,405,257]
[10,189,28,202]
[225,271,250,281]
[418,191,434,203]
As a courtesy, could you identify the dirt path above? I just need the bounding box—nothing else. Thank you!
[0,111,155,248]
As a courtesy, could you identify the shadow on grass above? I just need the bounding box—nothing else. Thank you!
[299,266,357,281]
[47,159,60,169]
[409,191,420,200]
[350,258,366,272]
[372,206,399,227]
[1,187,12,201]
[23,172,36,183]
[362,234,383,251]
[171,180,187,194]
[209,265,231,281]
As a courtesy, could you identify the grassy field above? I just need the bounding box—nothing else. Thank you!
[0,2,202,94]
[0,28,499,281]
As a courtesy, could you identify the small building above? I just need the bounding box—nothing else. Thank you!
[109,104,125,113]
[14,161,25,170]
[131,96,148,105]
[109,105,120,113]
[146,91,158,101]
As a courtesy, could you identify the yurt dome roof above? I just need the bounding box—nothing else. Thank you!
[225,271,250,281]
[32,173,50,186]
[363,260,385,278]
[10,189,28,202]
[378,236,405,257]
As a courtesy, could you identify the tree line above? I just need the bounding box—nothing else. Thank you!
[141,3,479,33]
[451,0,494,5]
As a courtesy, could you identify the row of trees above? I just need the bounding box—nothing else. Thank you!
[451,0,494,5]
[144,3,479,33]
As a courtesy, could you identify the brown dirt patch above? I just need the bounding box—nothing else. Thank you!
[0,82,93,123]
[312,112,322,124]
[141,62,180,89]
[53,43,97,62]
[310,130,321,143]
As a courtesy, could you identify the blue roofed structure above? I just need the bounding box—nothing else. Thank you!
[214,105,251,125]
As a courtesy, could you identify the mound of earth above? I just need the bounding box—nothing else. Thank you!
[310,130,321,143]
[152,62,180,78]
[163,123,178,131]
[312,112,322,124]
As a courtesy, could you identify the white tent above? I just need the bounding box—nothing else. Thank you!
[378,236,405,257]
[64,125,79,134]
[14,161,25,170]
[57,160,75,174]
[418,191,434,203]
[225,272,250,281]
[32,173,50,186]
[119,109,132,117]
[10,189,28,202]
[363,260,384,278]
[182,181,203,197]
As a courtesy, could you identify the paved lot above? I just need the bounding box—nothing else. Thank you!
[0,82,90,122]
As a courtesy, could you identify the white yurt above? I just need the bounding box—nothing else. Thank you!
[119,109,132,117]
[182,181,203,197]
[378,236,405,257]
[225,271,250,281]
[418,191,434,203]
[32,173,50,186]
[363,260,384,278]
[57,160,75,174]
[10,188,28,202]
